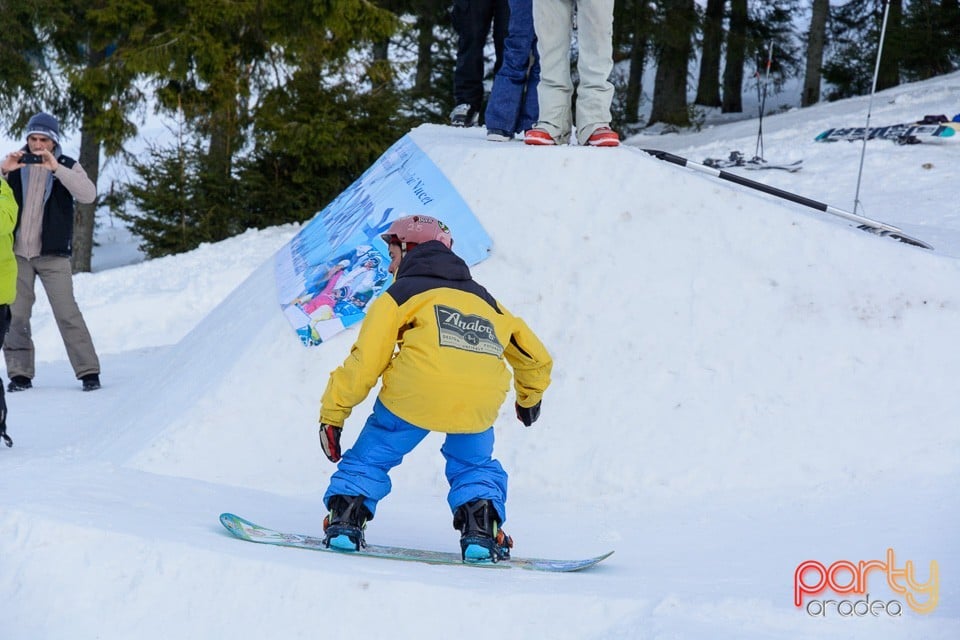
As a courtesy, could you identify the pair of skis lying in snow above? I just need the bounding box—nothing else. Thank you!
[702,151,802,173]
[701,117,958,174]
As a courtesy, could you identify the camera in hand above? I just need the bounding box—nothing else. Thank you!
[20,153,43,164]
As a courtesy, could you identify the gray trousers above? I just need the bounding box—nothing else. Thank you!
[532,0,615,144]
[3,255,100,380]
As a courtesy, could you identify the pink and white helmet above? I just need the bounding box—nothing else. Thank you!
[380,215,453,250]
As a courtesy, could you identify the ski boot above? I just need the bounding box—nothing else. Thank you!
[453,499,513,563]
[323,494,372,551]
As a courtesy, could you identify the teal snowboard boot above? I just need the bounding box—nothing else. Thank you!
[323,494,371,551]
[453,499,513,563]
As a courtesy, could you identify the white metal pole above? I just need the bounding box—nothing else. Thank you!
[853,0,892,214]
[755,42,774,160]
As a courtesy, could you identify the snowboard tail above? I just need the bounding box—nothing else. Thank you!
[219,513,612,572]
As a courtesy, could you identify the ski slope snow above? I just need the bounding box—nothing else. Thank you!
[2,72,960,639]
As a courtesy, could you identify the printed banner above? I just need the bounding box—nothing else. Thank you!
[275,134,492,346]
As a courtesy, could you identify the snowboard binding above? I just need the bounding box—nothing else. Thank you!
[322,494,371,551]
[453,499,513,563]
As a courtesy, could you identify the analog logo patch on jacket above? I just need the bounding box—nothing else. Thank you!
[434,304,503,357]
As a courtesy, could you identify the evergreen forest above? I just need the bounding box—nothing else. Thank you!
[1,0,957,268]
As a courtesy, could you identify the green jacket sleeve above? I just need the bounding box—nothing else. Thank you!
[0,178,19,305]
[0,178,16,234]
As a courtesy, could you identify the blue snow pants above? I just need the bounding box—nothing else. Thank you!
[324,399,509,523]
[484,0,540,135]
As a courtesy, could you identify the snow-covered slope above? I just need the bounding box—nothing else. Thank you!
[2,73,959,639]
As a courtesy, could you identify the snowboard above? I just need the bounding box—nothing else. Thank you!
[815,122,957,143]
[219,513,613,572]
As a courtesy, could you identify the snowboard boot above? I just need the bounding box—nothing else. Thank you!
[323,494,372,551]
[453,499,513,563]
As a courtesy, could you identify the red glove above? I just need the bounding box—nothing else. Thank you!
[319,423,342,462]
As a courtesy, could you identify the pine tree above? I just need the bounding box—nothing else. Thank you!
[747,0,803,87]
[802,0,830,106]
[117,136,213,259]
[0,2,48,117]
[695,0,725,108]
[110,0,399,257]
[612,0,654,130]
[877,0,903,90]
[649,0,696,126]
[723,0,748,112]
[822,0,885,100]
[234,67,415,233]
[900,0,956,80]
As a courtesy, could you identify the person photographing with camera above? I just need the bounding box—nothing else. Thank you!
[0,112,101,393]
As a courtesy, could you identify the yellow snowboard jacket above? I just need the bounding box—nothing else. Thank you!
[320,241,552,433]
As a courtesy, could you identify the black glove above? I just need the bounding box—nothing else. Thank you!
[515,401,541,427]
[319,423,342,462]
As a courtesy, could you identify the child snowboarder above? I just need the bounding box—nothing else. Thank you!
[316,214,552,562]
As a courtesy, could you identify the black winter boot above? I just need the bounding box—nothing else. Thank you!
[453,499,513,563]
[81,374,101,392]
[7,376,31,392]
[323,495,372,551]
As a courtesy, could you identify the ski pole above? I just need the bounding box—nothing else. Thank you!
[755,42,774,161]
[639,148,932,249]
[853,0,892,214]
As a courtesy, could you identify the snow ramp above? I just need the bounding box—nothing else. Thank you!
[113,124,960,507]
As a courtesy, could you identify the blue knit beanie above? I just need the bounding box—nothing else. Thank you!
[25,112,60,145]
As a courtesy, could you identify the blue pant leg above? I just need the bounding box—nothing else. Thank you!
[484,0,538,134]
[324,399,429,518]
[442,428,509,524]
[519,43,540,131]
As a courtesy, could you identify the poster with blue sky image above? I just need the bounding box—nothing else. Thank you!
[275,134,493,346]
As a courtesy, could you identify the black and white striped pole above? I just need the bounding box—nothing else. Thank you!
[639,148,932,250]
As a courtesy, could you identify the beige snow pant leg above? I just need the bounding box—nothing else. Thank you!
[572,0,615,144]
[532,0,615,144]
[3,255,100,380]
